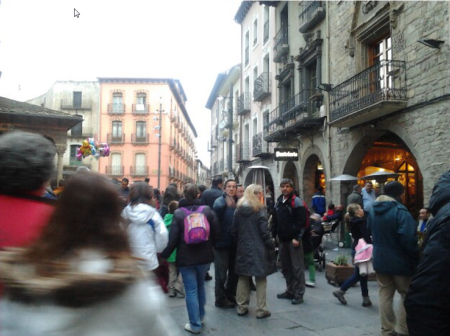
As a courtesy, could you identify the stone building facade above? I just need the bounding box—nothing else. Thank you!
[326,1,450,216]
[226,1,449,216]
[27,81,100,175]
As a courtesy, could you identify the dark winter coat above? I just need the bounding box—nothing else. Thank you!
[368,195,419,276]
[271,193,308,242]
[348,216,372,250]
[201,186,223,209]
[405,171,450,336]
[160,199,220,267]
[347,191,363,208]
[302,225,314,254]
[213,193,237,249]
[231,205,276,277]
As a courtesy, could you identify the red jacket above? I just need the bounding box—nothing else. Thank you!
[0,194,55,295]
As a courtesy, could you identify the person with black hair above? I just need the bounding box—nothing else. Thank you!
[368,181,419,336]
[271,178,308,305]
[201,177,223,208]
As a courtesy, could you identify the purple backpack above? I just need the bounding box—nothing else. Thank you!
[180,206,210,244]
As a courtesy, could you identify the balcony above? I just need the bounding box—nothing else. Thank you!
[280,89,323,132]
[273,26,289,63]
[237,92,251,115]
[106,165,124,176]
[107,133,125,144]
[107,103,126,115]
[299,1,326,33]
[329,60,407,128]
[130,166,148,176]
[236,142,251,163]
[60,99,92,110]
[263,107,284,142]
[264,89,323,142]
[254,72,271,102]
[263,20,269,44]
[132,104,150,115]
[131,133,149,144]
[252,132,275,158]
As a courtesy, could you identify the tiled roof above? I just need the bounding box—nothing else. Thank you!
[0,96,82,121]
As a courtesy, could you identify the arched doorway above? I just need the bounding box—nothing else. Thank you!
[283,161,299,193]
[303,154,326,207]
[346,132,423,217]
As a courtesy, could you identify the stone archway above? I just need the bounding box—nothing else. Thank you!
[283,161,299,193]
[343,131,423,217]
[301,145,328,208]
[303,154,324,208]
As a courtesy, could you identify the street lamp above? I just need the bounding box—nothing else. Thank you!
[156,97,164,190]
[217,83,234,176]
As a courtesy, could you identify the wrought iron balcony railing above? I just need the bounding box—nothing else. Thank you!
[107,133,125,144]
[131,133,149,144]
[273,26,289,62]
[280,89,316,124]
[254,72,271,102]
[132,104,150,115]
[237,92,251,115]
[60,99,92,110]
[236,142,251,163]
[108,103,126,115]
[299,1,326,33]
[263,20,269,44]
[329,60,407,126]
[252,132,274,158]
[130,166,148,176]
[106,165,124,176]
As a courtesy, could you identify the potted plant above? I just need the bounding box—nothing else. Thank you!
[325,254,355,287]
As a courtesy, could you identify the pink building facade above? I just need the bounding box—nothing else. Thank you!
[98,78,197,191]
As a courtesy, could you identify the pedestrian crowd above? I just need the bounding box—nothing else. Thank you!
[0,130,449,336]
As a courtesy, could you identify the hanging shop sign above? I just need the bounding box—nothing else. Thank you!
[274,148,299,161]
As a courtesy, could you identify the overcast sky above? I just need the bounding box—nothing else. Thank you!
[0,0,243,165]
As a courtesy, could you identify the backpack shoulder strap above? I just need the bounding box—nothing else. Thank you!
[291,196,296,208]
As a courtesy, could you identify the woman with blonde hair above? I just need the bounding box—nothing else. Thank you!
[333,203,373,307]
[0,173,176,336]
[231,184,277,319]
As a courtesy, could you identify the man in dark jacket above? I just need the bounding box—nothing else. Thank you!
[404,171,450,336]
[347,184,363,208]
[201,177,223,208]
[271,178,308,305]
[311,186,326,216]
[368,181,419,336]
[213,179,238,308]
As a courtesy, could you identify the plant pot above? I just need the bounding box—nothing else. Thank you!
[325,262,355,287]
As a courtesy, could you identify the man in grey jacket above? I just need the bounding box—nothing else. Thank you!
[347,184,363,208]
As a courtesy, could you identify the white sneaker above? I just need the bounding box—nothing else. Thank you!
[184,323,201,334]
[305,281,315,288]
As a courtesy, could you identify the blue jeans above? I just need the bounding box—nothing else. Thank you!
[340,250,368,297]
[179,263,210,332]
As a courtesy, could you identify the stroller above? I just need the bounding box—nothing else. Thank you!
[310,215,326,272]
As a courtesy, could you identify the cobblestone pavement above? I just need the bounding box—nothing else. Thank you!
[165,237,389,336]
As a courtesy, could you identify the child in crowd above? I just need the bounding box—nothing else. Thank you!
[326,203,335,217]
[164,201,185,298]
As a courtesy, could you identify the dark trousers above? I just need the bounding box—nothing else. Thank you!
[340,250,368,297]
[214,248,238,302]
[279,240,306,298]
